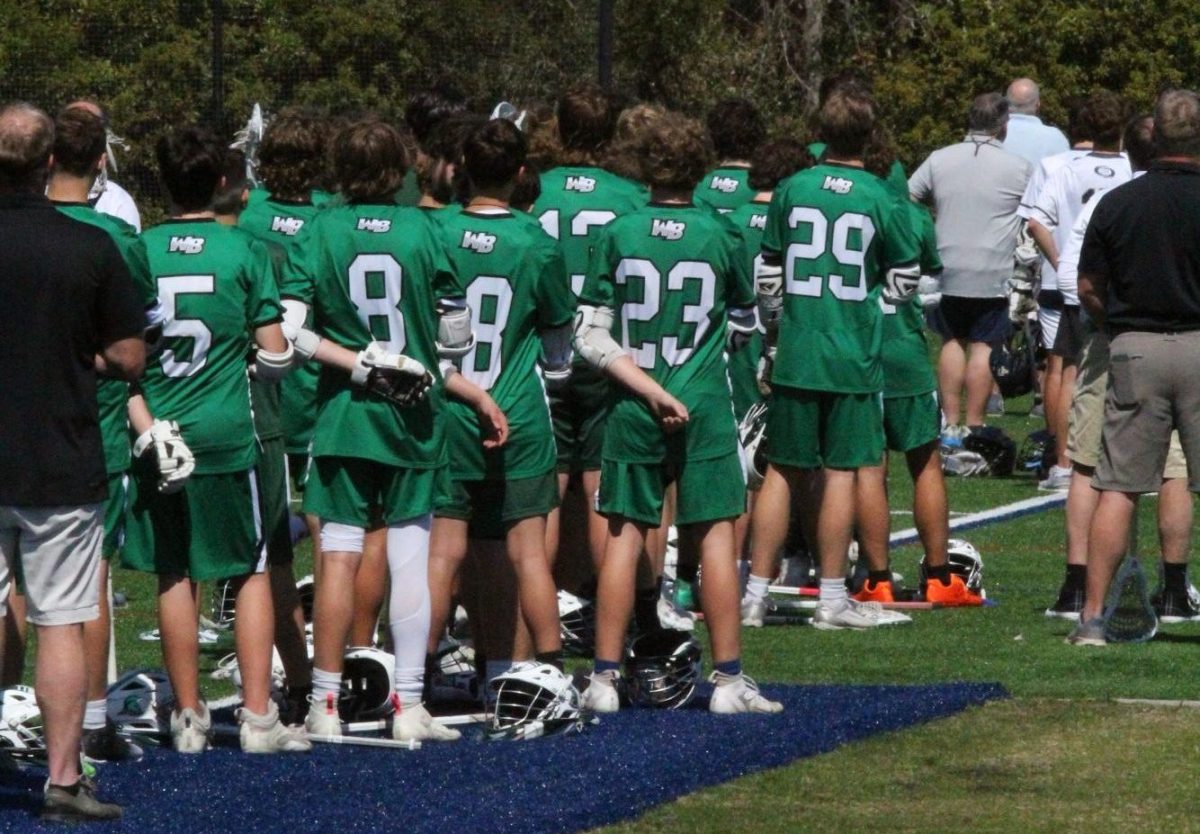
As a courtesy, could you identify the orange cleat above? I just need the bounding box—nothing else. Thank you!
[852,579,895,604]
[924,573,984,606]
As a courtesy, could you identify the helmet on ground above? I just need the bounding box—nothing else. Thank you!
[340,647,395,721]
[1,685,45,760]
[211,578,237,628]
[106,669,174,732]
[737,400,769,490]
[296,574,315,625]
[625,628,702,710]
[557,590,596,657]
[921,539,984,595]
[433,638,478,700]
[962,426,1017,476]
[1019,429,1054,474]
[211,647,286,693]
[488,662,583,740]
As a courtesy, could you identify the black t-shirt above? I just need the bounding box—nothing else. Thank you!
[1079,161,1200,334]
[0,193,145,507]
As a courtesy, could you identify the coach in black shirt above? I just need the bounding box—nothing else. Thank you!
[0,102,143,820]
[1073,89,1200,643]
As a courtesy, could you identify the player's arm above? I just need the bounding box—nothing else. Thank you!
[536,243,576,387]
[1078,270,1107,325]
[127,388,194,494]
[1077,209,1111,326]
[443,371,509,449]
[1027,218,1059,271]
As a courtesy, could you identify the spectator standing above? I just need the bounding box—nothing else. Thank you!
[1003,78,1070,165]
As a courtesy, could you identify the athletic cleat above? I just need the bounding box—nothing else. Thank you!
[304,692,343,737]
[1045,583,1085,621]
[238,700,312,753]
[813,599,910,630]
[924,573,984,606]
[1038,464,1072,492]
[580,670,621,713]
[940,425,968,450]
[852,579,895,604]
[708,671,783,714]
[1066,617,1107,646]
[390,697,460,742]
[82,720,144,763]
[657,596,696,631]
[169,704,211,754]
[1151,586,1200,623]
[40,777,122,823]
[740,596,770,628]
[986,392,1005,417]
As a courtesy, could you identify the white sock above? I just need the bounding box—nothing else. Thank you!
[744,574,771,603]
[311,667,342,705]
[386,515,432,707]
[84,698,107,730]
[820,577,848,607]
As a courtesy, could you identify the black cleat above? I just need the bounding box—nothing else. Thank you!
[1045,583,1084,621]
[81,720,144,763]
[1151,585,1200,623]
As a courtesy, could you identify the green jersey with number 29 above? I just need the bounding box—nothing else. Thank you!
[763,163,920,394]
[580,204,754,463]
[439,208,575,480]
[140,219,282,473]
[280,204,463,469]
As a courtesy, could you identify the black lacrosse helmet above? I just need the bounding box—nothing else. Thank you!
[1019,429,1054,474]
[339,647,394,721]
[625,629,702,710]
[990,335,1035,398]
[962,426,1017,476]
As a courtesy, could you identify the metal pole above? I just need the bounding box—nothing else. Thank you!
[211,0,224,129]
[597,0,614,91]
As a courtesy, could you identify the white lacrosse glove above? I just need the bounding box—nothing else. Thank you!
[754,260,784,337]
[882,264,921,305]
[917,275,942,309]
[133,420,195,494]
[351,342,433,408]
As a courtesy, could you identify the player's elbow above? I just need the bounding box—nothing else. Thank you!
[573,304,622,370]
[436,298,476,358]
[103,336,146,381]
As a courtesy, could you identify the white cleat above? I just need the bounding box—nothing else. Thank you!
[813,599,911,630]
[580,670,621,713]
[304,692,343,737]
[238,700,312,753]
[708,671,784,714]
[392,700,461,743]
[740,596,769,628]
[170,704,212,754]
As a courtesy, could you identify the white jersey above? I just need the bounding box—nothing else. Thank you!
[1017,148,1089,291]
[93,180,142,232]
[1057,170,1143,308]
[1030,151,1130,294]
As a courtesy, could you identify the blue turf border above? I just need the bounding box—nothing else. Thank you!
[1,682,1005,834]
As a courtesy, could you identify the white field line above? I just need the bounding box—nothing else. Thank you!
[1114,698,1200,709]
[889,492,1066,549]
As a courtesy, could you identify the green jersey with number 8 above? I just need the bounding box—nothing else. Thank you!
[581,203,754,463]
[438,208,575,480]
[140,219,282,473]
[280,205,463,469]
[763,163,919,394]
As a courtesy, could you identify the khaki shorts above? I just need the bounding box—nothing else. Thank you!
[1068,326,1186,478]
[1093,331,1200,493]
[0,504,103,626]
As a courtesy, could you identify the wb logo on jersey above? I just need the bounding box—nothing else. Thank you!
[168,236,205,254]
[461,231,497,253]
[565,176,596,193]
[709,175,739,193]
[651,219,685,240]
[271,216,305,236]
[822,175,854,194]
[749,214,767,230]
[357,218,391,233]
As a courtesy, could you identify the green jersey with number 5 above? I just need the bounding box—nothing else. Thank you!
[280,205,463,469]
[439,209,575,480]
[580,204,754,463]
[763,163,920,394]
[141,219,282,473]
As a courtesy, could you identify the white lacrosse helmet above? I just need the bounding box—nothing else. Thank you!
[211,648,286,693]
[942,449,990,477]
[488,662,582,740]
[921,539,984,595]
[0,685,45,759]
[341,647,395,721]
[211,577,237,628]
[737,400,769,490]
[106,669,174,732]
[557,590,596,657]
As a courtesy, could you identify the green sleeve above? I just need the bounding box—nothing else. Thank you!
[429,231,466,301]
[245,239,284,328]
[761,188,785,259]
[536,240,576,329]
[727,225,756,307]
[578,227,616,308]
[278,224,315,303]
[125,235,156,308]
[881,196,921,270]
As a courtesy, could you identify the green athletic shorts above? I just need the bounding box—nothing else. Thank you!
[883,391,940,453]
[598,452,745,527]
[767,385,884,470]
[550,365,609,473]
[434,469,558,540]
[302,455,437,527]
[287,452,310,500]
[121,467,266,581]
[258,436,294,566]
[102,472,128,559]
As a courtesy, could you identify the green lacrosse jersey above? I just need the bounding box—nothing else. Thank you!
[882,200,941,399]
[55,202,156,474]
[580,203,754,463]
[693,165,755,213]
[439,208,575,480]
[239,195,326,450]
[140,219,282,473]
[809,142,909,197]
[279,203,463,469]
[763,163,920,394]
[723,198,770,420]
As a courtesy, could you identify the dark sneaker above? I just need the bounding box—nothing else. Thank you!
[82,720,144,763]
[1151,586,1200,623]
[1045,583,1084,621]
[41,777,122,823]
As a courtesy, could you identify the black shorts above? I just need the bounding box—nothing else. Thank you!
[928,296,1011,345]
[1051,305,1085,363]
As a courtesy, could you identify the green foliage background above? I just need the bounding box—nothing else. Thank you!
[3,0,1194,215]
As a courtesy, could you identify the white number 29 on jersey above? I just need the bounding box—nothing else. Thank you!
[784,208,875,301]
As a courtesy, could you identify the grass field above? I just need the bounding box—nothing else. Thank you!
[20,391,1200,832]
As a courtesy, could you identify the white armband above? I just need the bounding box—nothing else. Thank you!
[254,342,295,382]
[573,304,623,370]
[280,298,320,361]
[436,297,475,358]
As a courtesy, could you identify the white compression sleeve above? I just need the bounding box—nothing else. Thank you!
[387,515,433,704]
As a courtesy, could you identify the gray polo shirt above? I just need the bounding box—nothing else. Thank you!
[909,135,1031,299]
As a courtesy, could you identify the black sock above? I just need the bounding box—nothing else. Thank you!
[535,650,564,671]
[677,562,699,584]
[926,564,952,585]
[1065,564,1087,589]
[634,587,660,632]
[49,780,81,796]
[868,569,891,584]
[286,683,312,703]
[1163,562,1188,592]
[422,653,438,701]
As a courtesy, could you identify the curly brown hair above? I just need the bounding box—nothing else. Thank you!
[258,108,329,201]
[332,117,408,203]
[556,85,615,166]
[602,103,667,182]
[640,111,713,192]
[818,88,876,159]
